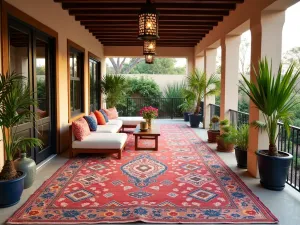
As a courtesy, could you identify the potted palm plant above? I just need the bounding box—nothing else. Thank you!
[179,98,194,121]
[240,59,300,191]
[100,74,129,108]
[207,115,220,143]
[234,124,249,169]
[0,72,42,207]
[217,119,236,152]
[184,70,220,128]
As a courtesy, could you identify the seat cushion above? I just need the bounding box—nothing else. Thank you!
[106,119,123,127]
[72,133,127,149]
[94,110,106,125]
[117,117,145,126]
[72,118,91,141]
[94,125,120,133]
[83,115,97,131]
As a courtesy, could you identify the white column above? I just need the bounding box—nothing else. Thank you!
[195,56,205,71]
[248,10,285,177]
[204,48,217,128]
[220,35,241,121]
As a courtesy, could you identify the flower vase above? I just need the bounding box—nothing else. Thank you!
[146,119,152,129]
[14,153,36,189]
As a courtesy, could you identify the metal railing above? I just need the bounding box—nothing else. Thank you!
[209,104,220,120]
[118,98,185,119]
[229,109,249,127]
[277,123,300,192]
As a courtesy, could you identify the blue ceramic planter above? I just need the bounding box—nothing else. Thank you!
[0,171,26,208]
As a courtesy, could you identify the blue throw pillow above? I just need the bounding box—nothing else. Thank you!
[83,116,97,131]
[100,109,109,122]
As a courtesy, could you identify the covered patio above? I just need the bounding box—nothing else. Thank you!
[0,0,300,224]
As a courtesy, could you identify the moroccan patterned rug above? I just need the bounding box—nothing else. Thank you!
[7,124,278,224]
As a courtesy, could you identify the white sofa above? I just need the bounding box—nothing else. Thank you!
[69,116,144,159]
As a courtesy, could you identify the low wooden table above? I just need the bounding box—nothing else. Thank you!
[133,124,160,151]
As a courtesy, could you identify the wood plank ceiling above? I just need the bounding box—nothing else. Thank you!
[54,0,244,47]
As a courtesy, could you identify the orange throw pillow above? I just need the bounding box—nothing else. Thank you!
[94,110,106,125]
[103,107,118,119]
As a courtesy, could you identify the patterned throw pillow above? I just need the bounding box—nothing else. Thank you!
[100,109,109,122]
[83,115,97,131]
[94,110,106,125]
[89,112,97,122]
[72,118,91,141]
[103,107,118,119]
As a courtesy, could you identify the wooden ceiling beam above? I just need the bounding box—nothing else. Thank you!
[75,15,224,21]
[55,0,243,4]
[62,3,236,10]
[86,26,213,30]
[69,9,230,16]
[94,34,205,39]
[81,21,218,26]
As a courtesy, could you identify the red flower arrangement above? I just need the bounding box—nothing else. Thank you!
[140,106,158,119]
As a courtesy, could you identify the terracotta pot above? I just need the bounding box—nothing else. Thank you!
[217,137,234,152]
[207,130,220,143]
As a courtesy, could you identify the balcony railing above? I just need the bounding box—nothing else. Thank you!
[277,123,300,192]
[229,109,249,127]
[209,104,220,120]
[118,97,185,119]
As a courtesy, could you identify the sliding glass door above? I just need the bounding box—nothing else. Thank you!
[8,17,56,164]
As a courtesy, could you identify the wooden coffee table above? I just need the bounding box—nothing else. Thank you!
[133,124,160,151]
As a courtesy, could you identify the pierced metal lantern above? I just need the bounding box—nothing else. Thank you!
[138,0,159,40]
[145,54,154,64]
[143,40,156,55]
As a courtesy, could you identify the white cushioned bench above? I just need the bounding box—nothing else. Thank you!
[69,123,127,159]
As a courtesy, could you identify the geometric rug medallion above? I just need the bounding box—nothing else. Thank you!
[7,124,278,224]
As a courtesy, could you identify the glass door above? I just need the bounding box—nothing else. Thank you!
[8,17,56,164]
[89,57,101,112]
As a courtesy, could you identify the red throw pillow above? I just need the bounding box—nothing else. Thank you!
[72,118,91,141]
[103,107,118,119]
[89,112,97,122]
[94,110,106,125]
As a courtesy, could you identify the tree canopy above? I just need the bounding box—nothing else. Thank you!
[107,58,186,75]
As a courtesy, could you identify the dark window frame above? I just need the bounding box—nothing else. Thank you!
[67,40,85,121]
[88,52,101,113]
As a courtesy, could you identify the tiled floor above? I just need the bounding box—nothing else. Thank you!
[1,119,300,225]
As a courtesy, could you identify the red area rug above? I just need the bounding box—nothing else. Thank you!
[7,124,278,224]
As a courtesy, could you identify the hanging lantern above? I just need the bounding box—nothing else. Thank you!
[145,54,154,64]
[138,0,159,40]
[143,40,156,55]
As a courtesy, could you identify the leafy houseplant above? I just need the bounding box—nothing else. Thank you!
[184,69,220,128]
[140,106,158,129]
[207,116,220,143]
[179,98,194,122]
[100,74,129,108]
[0,72,42,207]
[234,124,249,169]
[216,120,235,152]
[239,59,300,190]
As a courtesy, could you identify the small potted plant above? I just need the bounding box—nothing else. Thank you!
[217,119,235,152]
[0,72,42,207]
[140,106,158,129]
[178,99,194,122]
[207,115,220,143]
[184,70,220,128]
[234,124,249,169]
